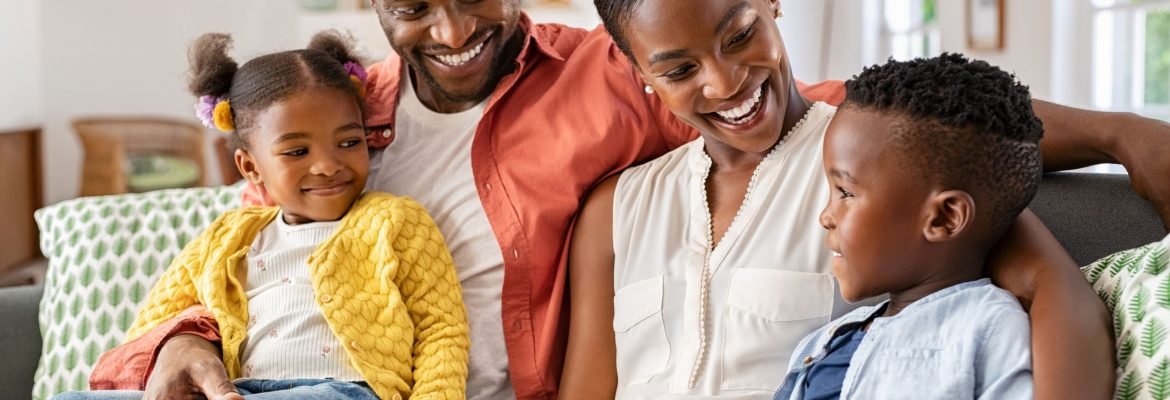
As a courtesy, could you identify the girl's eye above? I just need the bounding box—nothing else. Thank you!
[282,148,307,157]
[340,139,362,148]
[729,22,756,47]
[836,186,854,199]
[663,64,696,81]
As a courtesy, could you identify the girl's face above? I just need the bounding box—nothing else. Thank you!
[625,0,792,154]
[235,87,369,224]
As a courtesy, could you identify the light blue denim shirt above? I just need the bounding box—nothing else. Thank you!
[773,279,1032,400]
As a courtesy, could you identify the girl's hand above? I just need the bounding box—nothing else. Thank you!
[143,334,244,400]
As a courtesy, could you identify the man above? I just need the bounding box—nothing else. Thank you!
[105,0,1170,399]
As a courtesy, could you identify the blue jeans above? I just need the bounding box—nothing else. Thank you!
[52,378,378,400]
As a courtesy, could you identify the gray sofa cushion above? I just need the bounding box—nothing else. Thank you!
[0,285,43,399]
[1030,172,1166,266]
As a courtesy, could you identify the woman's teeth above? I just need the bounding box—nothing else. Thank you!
[435,42,485,67]
[715,86,763,124]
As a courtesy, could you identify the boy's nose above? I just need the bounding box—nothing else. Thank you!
[818,206,835,230]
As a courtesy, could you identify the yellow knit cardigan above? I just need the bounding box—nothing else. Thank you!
[126,192,469,400]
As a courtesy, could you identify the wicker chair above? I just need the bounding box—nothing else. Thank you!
[73,117,208,197]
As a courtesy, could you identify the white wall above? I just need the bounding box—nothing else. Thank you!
[0,0,42,130]
[936,0,1055,100]
[40,1,302,204]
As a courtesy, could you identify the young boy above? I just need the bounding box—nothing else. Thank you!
[774,53,1042,400]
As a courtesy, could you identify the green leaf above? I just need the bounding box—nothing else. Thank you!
[99,205,113,218]
[177,232,190,249]
[134,236,148,253]
[79,266,94,287]
[1121,332,1137,366]
[100,261,115,281]
[68,295,81,319]
[120,203,134,218]
[86,223,99,241]
[188,211,203,228]
[1111,280,1127,311]
[1150,246,1170,276]
[1150,358,1170,400]
[1116,251,1140,277]
[47,353,60,375]
[96,313,112,335]
[128,218,141,234]
[54,296,67,324]
[1132,286,1152,323]
[160,200,174,212]
[130,282,145,304]
[143,256,158,277]
[84,340,100,365]
[154,235,171,252]
[105,219,121,236]
[113,237,128,257]
[87,288,103,311]
[118,308,134,331]
[120,262,134,279]
[1118,370,1145,400]
[108,284,124,306]
[77,316,91,339]
[1087,258,1112,283]
[72,370,87,391]
[148,215,162,232]
[170,214,183,229]
[54,375,66,394]
[58,323,72,348]
[1116,304,1129,339]
[1145,319,1170,358]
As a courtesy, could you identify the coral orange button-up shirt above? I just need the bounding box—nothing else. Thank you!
[99,15,845,400]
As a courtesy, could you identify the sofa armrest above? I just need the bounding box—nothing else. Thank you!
[0,285,43,399]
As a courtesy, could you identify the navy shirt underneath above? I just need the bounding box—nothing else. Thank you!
[800,304,888,400]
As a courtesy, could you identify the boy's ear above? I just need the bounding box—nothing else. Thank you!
[923,190,975,243]
[235,148,263,186]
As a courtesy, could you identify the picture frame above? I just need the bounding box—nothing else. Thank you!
[967,0,1005,50]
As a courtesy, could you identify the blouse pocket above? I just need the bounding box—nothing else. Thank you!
[613,275,671,385]
[721,268,835,391]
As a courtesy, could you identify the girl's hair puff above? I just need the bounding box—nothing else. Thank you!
[187,30,367,149]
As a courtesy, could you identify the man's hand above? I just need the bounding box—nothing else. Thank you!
[143,334,244,400]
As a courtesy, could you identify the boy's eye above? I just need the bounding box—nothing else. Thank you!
[340,139,362,148]
[836,186,854,199]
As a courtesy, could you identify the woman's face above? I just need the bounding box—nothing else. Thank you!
[625,0,790,154]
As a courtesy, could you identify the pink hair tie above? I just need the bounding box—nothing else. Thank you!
[343,61,367,84]
[194,95,224,130]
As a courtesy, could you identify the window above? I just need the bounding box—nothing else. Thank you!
[1092,0,1170,122]
[884,0,941,60]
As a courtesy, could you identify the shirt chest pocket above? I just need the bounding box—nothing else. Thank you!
[613,275,670,386]
[721,269,835,391]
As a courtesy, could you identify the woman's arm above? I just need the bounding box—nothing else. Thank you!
[559,176,620,400]
[987,209,1115,400]
[1034,99,1170,230]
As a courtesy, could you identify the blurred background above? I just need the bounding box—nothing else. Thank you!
[0,0,1165,277]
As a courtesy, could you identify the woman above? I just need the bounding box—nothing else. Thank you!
[562,0,1117,398]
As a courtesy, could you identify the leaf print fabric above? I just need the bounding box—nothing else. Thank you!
[31,184,243,400]
[1083,234,1170,400]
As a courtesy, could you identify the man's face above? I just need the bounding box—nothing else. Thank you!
[372,0,523,107]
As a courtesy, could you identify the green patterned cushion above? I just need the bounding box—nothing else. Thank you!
[31,185,243,400]
[1083,234,1170,400]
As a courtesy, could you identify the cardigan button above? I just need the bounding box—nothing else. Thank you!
[321,295,332,303]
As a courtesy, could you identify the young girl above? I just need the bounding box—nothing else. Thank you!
[60,31,469,400]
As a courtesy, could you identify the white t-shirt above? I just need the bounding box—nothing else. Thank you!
[239,214,363,381]
[367,70,514,400]
[611,102,859,399]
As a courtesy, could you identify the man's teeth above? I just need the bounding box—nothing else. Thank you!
[715,86,763,122]
[435,42,485,66]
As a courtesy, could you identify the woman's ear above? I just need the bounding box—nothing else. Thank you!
[923,190,975,243]
[235,148,263,186]
[770,0,782,18]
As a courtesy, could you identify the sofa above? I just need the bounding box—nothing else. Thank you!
[0,172,1165,399]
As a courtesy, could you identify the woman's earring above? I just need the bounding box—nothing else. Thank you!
[776,9,784,18]
[644,85,654,94]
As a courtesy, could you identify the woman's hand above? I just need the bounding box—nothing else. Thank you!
[143,334,244,400]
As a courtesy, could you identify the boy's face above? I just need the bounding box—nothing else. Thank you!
[819,108,934,303]
[236,87,369,224]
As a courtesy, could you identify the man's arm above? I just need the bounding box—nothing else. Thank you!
[987,210,1115,400]
[1033,99,1170,230]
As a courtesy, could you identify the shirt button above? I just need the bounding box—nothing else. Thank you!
[381,129,392,138]
[803,356,814,365]
[485,182,493,191]
[512,320,522,333]
[351,340,360,350]
[512,249,519,260]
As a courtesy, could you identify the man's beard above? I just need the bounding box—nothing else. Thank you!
[407,27,515,105]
